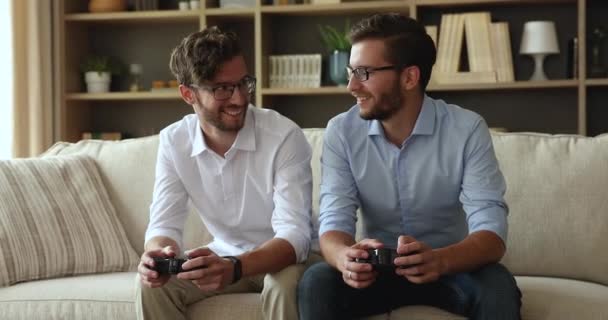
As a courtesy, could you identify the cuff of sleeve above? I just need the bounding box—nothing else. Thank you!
[275,230,310,263]
[319,223,356,240]
[468,208,508,245]
[144,228,183,252]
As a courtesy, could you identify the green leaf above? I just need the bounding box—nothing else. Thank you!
[318,20,351,53]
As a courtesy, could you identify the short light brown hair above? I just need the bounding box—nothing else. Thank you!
[169,26,242,86]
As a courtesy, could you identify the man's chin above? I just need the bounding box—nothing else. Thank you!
[220,116,246,131]
[359,107,379,120]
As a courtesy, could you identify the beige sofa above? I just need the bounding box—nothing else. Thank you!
[1,128,608,320]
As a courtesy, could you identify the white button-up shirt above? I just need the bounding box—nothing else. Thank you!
[145,105,313,262]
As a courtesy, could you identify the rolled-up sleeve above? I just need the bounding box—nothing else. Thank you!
[318,119,359,238]
[272,128,313,263]
[145,130,189,249]
[460,119,509,244]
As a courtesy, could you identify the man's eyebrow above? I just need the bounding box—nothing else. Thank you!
[211,76,249,86]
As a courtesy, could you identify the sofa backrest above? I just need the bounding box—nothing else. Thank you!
[492,132,608,285]
[44,129,608,285]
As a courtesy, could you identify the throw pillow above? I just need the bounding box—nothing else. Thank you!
[0,155,139,287]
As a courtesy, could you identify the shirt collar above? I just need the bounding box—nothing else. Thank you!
[190,118,207,157]
[411,95,436,136]
[190,104,256,157]
[232,105,256,152]
[367,94,436,137]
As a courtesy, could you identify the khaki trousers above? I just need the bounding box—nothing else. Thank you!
[135,254,323,320]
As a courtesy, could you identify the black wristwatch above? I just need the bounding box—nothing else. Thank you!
[223,256,242,284]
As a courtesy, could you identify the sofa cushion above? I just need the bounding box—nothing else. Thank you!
[516,276,608,319]
[0,155,138,287]
[493,133,608,286]
[44,136,213,255]
[0,272,136,320]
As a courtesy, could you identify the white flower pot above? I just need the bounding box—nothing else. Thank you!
[85,71,111,93]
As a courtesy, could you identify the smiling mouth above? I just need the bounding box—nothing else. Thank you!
[353,94,371,104]
[222,107,244,117]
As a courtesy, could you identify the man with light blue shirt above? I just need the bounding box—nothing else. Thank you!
[298,13,521,320]
[136,27,313,320]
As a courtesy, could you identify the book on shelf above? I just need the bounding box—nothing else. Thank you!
[490,22,515,82]
[81,132,122,141]
[436,14,465,75]
[567,37,579,79]
[268,54,321,89]
[433,11,514,85]
[464,12,494,73]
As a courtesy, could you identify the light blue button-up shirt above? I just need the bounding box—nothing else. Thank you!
[318,95,508,249]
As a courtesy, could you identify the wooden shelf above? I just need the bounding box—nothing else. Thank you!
[427,80,579,91]
[414,0,575,7]
[66,91,181,101]
[205,7,255,18]
[64,10,200,23]
[261,1,409,15]
[585,79,608,87]
[261,87,349,95]
[261,80,578,95]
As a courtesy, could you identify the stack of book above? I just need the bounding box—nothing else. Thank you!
[268,54,322,88]
[428,12,514,85]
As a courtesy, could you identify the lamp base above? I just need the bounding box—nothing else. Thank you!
[529,54,548,81]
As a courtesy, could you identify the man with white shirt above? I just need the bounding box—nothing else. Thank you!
[135,26,313,320]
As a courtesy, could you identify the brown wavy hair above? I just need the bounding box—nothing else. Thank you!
[169,26,242,86]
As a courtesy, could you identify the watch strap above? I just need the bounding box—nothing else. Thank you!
[223,256,242,284]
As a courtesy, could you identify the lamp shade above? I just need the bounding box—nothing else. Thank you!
[520,21,559,55]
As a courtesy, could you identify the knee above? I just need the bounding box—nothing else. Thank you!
[477,264,519,291]
[262,264,306,300]
[297,262,337,298]
[473,263,521,302]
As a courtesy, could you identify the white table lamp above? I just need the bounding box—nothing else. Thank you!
[520,21,560,81]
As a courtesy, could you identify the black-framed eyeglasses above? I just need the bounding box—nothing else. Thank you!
[190,75,256,101]
[346,65,403,82]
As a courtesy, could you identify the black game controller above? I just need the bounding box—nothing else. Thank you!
[355,248,400,270]
[152,257,188,275]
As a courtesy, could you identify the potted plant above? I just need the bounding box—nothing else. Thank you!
[318,21,351,86]
[80,55,123,93]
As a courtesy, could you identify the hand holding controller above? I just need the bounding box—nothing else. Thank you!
[152,257,188,275]
[355,248,400,270]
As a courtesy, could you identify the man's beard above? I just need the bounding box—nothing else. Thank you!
[359,81,403,121]
[202,103,248,132]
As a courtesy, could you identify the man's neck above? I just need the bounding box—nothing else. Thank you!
[201,124,238,158]
[381,93,424,147]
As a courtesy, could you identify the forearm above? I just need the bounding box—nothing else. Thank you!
[436,230,505,275]
[319,231,356,269]
[238,238,297,277]
[144,236,180,253]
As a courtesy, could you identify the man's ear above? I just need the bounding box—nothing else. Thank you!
[401,66,420,91]
[179,84,196,105]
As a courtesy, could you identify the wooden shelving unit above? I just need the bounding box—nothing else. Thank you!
[64,10,200,23]
[55,0,606,141]
[260,1,410,15]
[66,91,182,101]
